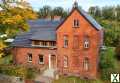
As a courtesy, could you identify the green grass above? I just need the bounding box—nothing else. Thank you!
[0,55,12,64]
[53,76,105,83]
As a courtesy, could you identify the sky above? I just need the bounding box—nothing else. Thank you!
[27,0,120,11]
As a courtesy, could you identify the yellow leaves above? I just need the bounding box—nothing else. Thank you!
[1,14,23,25]
[0,40,6,57]
[0,41,6,51]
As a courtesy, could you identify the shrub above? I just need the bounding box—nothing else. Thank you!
[0,65,36,79]
[99,47,117,80]
[115,45,120,60]
[100,47,116,69]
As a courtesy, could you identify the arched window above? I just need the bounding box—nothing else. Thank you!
[28,53,32,62]
[64,56,68,67]
[83,58,89,71]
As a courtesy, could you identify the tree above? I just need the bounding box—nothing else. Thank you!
[0,0,38,56]
[38,6,51,18]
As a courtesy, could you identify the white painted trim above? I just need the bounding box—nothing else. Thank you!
[49,54,51,69]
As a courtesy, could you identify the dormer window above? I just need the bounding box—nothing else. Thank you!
[73,19,79,28]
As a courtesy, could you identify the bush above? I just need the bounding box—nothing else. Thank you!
[99,47,117,80]
[115,45,120,60]
[100,47,116,69]
[0,65,36,79]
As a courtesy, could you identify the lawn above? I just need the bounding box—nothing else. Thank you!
[53,76,104,83]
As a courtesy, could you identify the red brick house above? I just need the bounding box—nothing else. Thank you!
[12,2,103,79]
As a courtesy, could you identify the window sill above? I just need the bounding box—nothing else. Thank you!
[72,26,80,28]
[39,62,44,65]
[28,61,32,63]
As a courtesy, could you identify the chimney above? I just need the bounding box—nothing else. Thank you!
[53,15,61,21]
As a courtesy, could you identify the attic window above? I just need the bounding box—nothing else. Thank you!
[73,19,79,28]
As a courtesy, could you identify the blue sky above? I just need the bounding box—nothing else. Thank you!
[28,0,120,11]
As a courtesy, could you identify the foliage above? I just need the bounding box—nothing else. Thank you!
[53,76,104,83]
[0,1,38,56]
[0,40,7,57]
[99,47,117,80]
[115,44,120,60]
[38,5,68,18]
[0,65,36,79]
[0,54,12,64]
[89,5,120,47]
[100,47,116,69]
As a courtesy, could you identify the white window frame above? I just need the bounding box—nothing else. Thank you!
[64,56,68,68]
[73,19,79,27]
[38,55,44,64]
[64,36,68,48]
[83,58,89,71]
[28,53,32,62]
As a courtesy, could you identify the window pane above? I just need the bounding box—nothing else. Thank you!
[73,19,79,27]
[34,41,39,45]
[64,56,68,67]
[84,58,89,71]
[39,55,44,64]
[28,53,32,62]
[64,36,68,48]
[84,36,90,48]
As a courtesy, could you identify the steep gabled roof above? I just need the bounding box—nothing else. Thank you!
[56,6,102,30]
[12,2,103,47]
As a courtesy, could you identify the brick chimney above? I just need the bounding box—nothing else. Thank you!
[53,15,61,20]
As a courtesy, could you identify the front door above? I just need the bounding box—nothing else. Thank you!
[51,55,56,68]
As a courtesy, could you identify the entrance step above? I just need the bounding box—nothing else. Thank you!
[42,69,55,78]
[35,75,53,83]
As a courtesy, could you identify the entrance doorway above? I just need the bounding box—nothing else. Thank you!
[51,55,56,68]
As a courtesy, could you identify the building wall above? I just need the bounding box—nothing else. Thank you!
[56,9,102,78]
[12,9,103,79]
[12,47,57,68]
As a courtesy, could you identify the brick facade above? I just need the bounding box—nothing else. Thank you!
[12,4,103,79]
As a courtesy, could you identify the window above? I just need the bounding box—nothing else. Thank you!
[83,58,89,71]
[34,41,40,45]
[41,41,47,46]
[73,35,79,49]
[49,42,56,46]
[28,53,32,62]
[73,19,79,27]
[64,36,68,48]
[64,56,68,67]
[38,55,44,64]
[84,36,90,48]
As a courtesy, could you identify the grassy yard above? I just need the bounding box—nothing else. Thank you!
[53,76,105,83]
